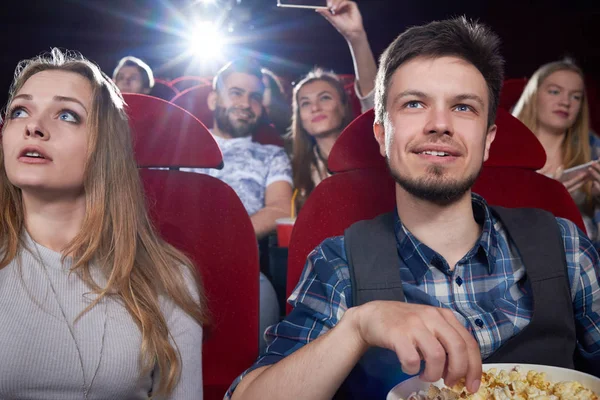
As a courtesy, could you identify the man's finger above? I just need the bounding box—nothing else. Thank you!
[440,310,482,393]
[414,329,447,382]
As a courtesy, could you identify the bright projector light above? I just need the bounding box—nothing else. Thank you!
[189,21,224,59]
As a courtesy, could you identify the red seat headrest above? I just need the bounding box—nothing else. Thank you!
[123,93,222,169]
[486,108,545,169]
[499,78,528,111]
[171,84,215,128]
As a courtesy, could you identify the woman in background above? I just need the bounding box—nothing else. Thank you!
[289,0,377,210]
[0,49,205,399]
[513,59,600,247]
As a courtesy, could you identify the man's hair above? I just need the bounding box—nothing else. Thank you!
[374,16,504,127]
[112,56,155,90]
[213,58,265,93]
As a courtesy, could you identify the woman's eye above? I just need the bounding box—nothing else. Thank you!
[9,107,28,119]
[59,110,79,123]
[300,102,310,108]
[320,95,332,101]
[549,89,560,95]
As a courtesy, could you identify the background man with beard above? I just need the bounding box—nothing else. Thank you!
[182,59,291,353]
[226,17,600,400]
[183,59,293,239]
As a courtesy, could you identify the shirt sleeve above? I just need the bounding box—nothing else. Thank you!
[354,80,375,113]
[154,267,204,399]
[265,146,293,187]
[225,236,353,398]
[557,218,600,366]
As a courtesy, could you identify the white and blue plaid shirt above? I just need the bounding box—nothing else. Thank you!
[226,194,600,397]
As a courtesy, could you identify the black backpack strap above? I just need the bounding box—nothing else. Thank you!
[490,206,569,285]
[344,212,405,307]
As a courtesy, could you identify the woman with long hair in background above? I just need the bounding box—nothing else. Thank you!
[513,59,600,247]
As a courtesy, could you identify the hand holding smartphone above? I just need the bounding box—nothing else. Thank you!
[277,0,328,10]
[560,160,598,181]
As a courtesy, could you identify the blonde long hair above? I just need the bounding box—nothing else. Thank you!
[512,60,591,171]
[0,49,207,396]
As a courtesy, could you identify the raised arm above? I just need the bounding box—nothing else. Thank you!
[317,1,377,105]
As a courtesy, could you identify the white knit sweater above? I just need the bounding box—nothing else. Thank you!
[0,234,203,400]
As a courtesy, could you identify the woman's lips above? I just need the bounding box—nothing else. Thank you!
[553,110,569,119]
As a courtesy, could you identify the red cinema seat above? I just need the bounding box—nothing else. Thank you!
[499,78,528,111]
[170,75,212,92]
[124,93,259,400]
[171,84,215,128]
[285,108,585,313]
[149,78,179,101]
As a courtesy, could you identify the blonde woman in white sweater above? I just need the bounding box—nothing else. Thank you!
[0,49,206,399]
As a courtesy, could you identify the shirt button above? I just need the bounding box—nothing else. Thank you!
[475,319,484,328]
[455,276,463,286]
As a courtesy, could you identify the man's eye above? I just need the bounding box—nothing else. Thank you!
[405,101,423,109]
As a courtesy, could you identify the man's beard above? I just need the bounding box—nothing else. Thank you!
[214,106,258,138]
[388,160,481,206]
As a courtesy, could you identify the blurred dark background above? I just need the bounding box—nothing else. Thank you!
[0,0,598,105]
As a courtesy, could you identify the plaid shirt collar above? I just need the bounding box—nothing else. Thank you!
[394,193,498,283]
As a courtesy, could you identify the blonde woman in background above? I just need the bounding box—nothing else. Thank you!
[513,59,600,246]
[0,49,206,399]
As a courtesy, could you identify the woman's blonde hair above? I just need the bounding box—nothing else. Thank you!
[289,69,353,211]
[512,60,591,170]
[0,49,207,396]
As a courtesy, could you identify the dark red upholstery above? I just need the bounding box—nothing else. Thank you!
[171,75,212,92]
[254,123,285,147]
[285,107,585,313]
[141,170,259,399]
[123,93,222,169]
[149,79,179,101]
[171,84,215,128]
[328,109,384,173]
[499,78,528,111]
[125,94,259,399]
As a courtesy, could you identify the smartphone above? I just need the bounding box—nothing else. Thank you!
[277,0,328,10]
[561,160,598,181]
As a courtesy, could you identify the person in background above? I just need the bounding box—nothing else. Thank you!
[0,48,205,399]
[290,69,354,210]
[181,58,291,353]
[112,56,154,95]
[261,68,293,137]
[512,60,600,247]
[289,0,377,211]
[226,17,600,400]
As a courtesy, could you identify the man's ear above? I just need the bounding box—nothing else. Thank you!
[207,91,218,112]
[373,121,387,158]
[483,124,497,162]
